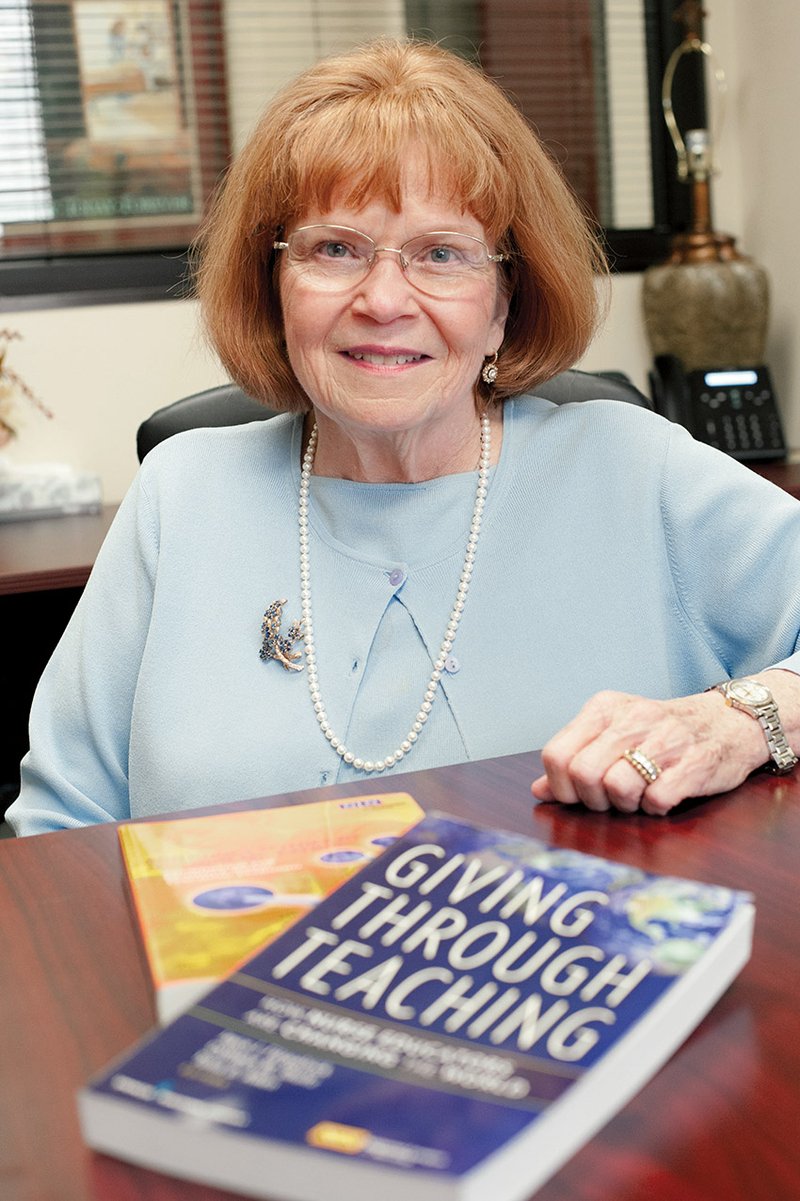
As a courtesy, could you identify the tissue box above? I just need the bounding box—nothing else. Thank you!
[0,462,103,522]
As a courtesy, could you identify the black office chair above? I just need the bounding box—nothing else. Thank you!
[136,369,652,462]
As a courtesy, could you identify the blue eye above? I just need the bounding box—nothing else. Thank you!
[320,241,351,259]
[406,238,476,271]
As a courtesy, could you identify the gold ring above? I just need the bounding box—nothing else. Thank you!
[622,747,662,785]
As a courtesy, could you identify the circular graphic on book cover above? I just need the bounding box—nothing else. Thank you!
[369,834,400,849]
[189,884,276,913]
[318,849,368,865]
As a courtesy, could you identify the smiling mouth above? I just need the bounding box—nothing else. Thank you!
[344,351,428,366]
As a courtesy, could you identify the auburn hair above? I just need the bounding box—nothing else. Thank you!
[194,38,607,411]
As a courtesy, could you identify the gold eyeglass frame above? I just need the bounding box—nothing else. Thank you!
[273,224,507,295]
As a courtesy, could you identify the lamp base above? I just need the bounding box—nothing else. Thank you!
[642,237,769,370]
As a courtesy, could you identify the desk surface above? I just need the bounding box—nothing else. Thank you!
[752,458,800,497]
[0,505,117,595]
[1,753,798,1201]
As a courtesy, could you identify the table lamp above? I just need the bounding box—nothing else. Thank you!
[642,6,769,370]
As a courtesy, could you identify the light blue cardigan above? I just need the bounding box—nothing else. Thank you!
[9,394,800,835]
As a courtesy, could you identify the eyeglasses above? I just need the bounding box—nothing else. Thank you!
[273,224,506,298]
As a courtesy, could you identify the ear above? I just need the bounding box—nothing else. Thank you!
[486,285,509,355]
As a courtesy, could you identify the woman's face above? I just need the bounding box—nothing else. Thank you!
[278,174,508,449]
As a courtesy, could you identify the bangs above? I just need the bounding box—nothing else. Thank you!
[279,92,516,239]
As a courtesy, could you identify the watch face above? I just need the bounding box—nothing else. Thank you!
[728,679,771,706]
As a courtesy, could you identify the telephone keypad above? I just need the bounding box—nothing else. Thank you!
[690,367,786,460]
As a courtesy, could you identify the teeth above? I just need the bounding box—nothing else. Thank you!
[349,352,423,365]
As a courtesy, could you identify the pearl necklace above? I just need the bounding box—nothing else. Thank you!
[298,413,491,774]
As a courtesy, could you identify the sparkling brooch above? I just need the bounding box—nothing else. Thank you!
[259,598,305,672]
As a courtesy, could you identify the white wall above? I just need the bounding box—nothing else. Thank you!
[724,0,800,448]
[1,298,228,502]
[3,3,798,503]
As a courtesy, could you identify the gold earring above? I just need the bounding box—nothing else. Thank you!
[481,351,499,385]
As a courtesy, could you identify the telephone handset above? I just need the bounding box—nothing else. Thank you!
[649,354,788,462]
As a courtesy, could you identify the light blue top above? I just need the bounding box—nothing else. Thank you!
[9,394,800,836]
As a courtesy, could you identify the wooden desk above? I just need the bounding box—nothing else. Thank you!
[0,507,118,802]
[1,753,798,1201]
[0,505,117,596]
[751,459,800,498]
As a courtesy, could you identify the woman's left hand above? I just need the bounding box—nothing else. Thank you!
[531,671,800,815]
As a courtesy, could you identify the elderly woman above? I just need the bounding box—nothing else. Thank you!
[8,39,800,837]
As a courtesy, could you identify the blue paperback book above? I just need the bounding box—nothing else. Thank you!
[78,812,754,1201]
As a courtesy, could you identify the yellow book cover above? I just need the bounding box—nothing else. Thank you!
[118,792,423,1023]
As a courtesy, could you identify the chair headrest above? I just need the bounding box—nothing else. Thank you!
[136,370,652,461]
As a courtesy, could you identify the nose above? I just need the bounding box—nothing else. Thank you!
[351,248,418,320]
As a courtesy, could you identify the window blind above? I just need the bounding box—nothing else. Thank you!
[1,0,53,225]
[481,0,653,230]
[0,0,665,288]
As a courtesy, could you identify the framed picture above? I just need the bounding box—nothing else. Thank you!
[6,0,230,257]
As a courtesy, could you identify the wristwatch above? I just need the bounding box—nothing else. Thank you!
[710,677,799,775]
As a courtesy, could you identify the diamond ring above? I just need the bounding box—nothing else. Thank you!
[622,747,663,785]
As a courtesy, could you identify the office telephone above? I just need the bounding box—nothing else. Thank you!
[649,354,788,462]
